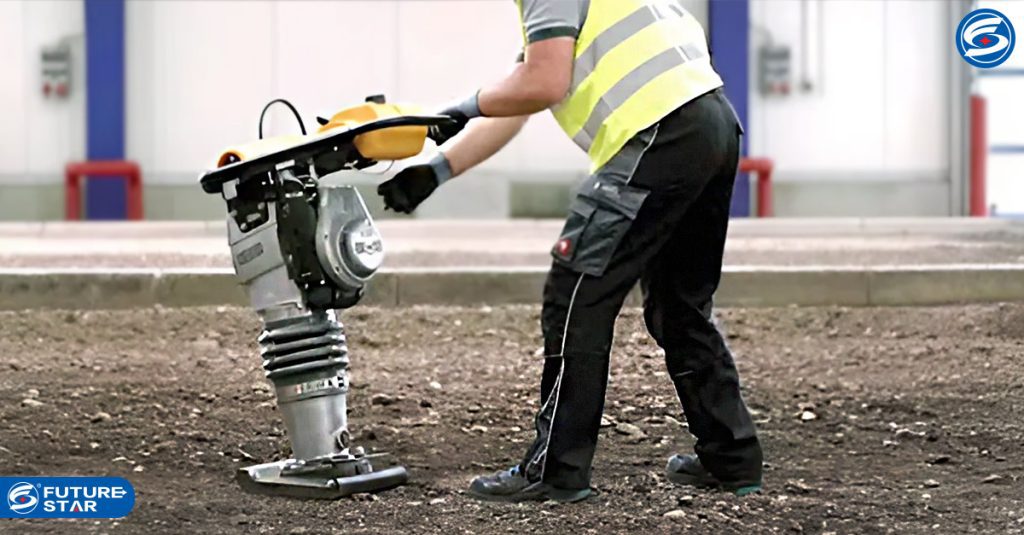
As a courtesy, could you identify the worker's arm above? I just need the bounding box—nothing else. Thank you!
[429,0,581,145]
[477,0,581,116]
[380,0,580,212]
[426,38,573,146]
[377,115,527,214]
[443,115,529,176]
[476,38,574,117]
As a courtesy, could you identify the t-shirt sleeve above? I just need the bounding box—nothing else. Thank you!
[519,0,582,43]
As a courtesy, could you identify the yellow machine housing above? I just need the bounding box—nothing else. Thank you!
[216,101,428,168]
[318,102,427,161]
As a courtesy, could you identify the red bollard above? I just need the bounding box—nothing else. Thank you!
[739,157,774,218]
[969,95,987,217]
[64,161,143,220]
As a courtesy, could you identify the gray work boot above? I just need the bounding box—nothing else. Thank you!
[467,466,593,503]
[666,454,762,496]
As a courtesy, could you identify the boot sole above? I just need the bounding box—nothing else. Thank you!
[466,484,593,504]
[666,470,762,496]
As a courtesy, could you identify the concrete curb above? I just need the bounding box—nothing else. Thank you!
[1,265,1023,310]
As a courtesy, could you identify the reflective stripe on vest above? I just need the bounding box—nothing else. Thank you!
[517,0,723,171]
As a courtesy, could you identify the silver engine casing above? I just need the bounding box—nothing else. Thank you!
[227,183,383,321]
[316,185,384,293]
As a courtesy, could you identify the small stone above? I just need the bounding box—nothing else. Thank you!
[663,509,686,519]
[21,399,44,408]
[191,338,220,351]
[982,474,1003,484]
[895,428,924,439]
[784,479,814,494]
[663,415,687,428]
[600,415,617,428]
[428,381,443,390]
[370,393,397,406]
[26,389,39,398]
[90,411,112,423]
[614,422,645,438]
[927,455,951,465]
[429,498,445,505]
[133,465,145,473]
[800,410,817,422]
[923,479,941,488]
[89,442,101,449]
[470,425,488,434]
[677,495,695,506]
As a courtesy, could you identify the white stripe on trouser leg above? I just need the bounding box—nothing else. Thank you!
[536,273,585,482]
[527,360,562,478]
[625,124,659,186]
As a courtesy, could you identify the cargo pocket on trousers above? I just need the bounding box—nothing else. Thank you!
[551,182,649,277]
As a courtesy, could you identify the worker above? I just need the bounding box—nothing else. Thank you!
[377,0,763,503]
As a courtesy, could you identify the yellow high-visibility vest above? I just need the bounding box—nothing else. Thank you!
[518,0,724,172]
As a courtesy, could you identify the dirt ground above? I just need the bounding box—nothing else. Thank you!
[0,304,1022,534]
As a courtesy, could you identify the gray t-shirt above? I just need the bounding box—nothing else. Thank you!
[518,0,588,43]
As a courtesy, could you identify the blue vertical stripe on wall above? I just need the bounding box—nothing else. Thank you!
[709,0,750,217]
[84,0,127,220]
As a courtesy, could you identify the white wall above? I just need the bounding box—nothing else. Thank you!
[125,0,588,188]
[0,0,85,184]
[0,0,972,219]
[748,0,950,181]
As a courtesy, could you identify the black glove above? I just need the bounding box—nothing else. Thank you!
[428,93,481,146]
[377,164,439,214]
[428,107,470,146]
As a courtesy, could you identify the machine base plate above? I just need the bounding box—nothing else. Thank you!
[237,459,408,499]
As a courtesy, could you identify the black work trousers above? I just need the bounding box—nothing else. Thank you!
[520,89,762,491]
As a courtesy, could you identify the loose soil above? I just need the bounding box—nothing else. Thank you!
[0,304,1022,534]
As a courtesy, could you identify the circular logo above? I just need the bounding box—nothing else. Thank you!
[956,8,1015,68]
[7,482,39,514]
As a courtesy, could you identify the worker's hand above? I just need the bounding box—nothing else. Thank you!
[377,164,439,214]
[428,107,470,146]
[428,93,482,146]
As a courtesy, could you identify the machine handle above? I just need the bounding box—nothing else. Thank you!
[199,115,455,195]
